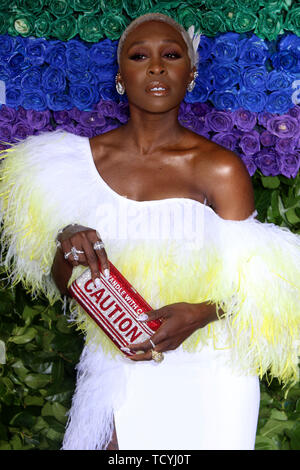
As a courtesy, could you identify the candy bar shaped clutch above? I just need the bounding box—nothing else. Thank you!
[69,262,161,356]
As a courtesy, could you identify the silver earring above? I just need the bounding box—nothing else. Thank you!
[187,71,198,92]
[115,73,125,95]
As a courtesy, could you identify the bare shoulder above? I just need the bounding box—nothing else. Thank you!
[191,132,255,220]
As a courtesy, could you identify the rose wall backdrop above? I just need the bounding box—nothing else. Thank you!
[0,0,299,450]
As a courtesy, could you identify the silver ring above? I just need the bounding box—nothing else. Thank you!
[71,246,84,261]
[94,241,105,251]
[64,251,71,260]
[149,338,155,348]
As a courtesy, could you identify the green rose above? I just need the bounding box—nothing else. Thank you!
[122,0,155,18]
[0,0,10,9]
[48,0,74,18]
[70,0,101,13]
[10,13,35,37]
[100,0,123,13]
[255,7,284,41]
[176,5,202,32]
[199,10,227,36]
[34,11,53,37]
[51,14,78,41]
[0,12,8,34]
[234,0,261,12]
[284,5,300,36]
[99,12,129,41]
[16,0,45,15]
[229,7,257,33]
[78,14,103,42]
[148,0,183,9]
[204,0,234,10]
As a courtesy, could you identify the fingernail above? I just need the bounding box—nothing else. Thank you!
[94,278,101,288]
[137,313,149,321]
[104,268,110,279]
[120,347,131,353]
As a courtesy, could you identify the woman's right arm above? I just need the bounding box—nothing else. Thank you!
[51,224,110,295]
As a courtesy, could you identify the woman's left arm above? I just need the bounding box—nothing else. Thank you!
[129,149,255,361]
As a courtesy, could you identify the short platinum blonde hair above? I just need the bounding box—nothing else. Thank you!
[117,13,199,69]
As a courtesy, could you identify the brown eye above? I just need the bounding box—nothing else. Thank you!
[130,53,146,61]
[164,51,181,59]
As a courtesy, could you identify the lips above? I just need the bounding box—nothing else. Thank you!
[145,81,170,95]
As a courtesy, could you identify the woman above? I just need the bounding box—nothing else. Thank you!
[0,13,299,451]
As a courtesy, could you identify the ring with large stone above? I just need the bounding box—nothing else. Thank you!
[93,241,105,251]
[151,349,164,363]
[70,246,84,261]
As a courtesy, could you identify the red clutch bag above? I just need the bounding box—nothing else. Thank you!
[69,262,161,356]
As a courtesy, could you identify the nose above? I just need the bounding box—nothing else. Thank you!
[147,56,166,76]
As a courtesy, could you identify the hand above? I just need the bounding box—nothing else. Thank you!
[57,224,109,285]
[128,302,219,361]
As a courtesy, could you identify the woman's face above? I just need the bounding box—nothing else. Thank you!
[118,20,195,113]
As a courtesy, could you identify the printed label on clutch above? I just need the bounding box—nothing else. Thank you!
[69,262,161,356]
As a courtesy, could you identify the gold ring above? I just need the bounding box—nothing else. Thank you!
[151,349,164,363]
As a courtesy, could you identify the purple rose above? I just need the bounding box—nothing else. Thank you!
[191,102,212,117]
[257,111,273,127]
[53,110,73,125]
[79,111,105,128]
[278,153,300,178]
[266,115,299,138]
[239,130,260,155]
[26,109,51,130]
[72,124,94,138]
[275,137,297,156]
[288,106,300,122]
[97,99,118,118]
[12,122,33,141]
[233,108,257,131]
[240,154,257,176]
[260,130,276,147]
[205,110,233,132]
[0,122,13,143]
[0,105,17,123]
[255,148,279,176]
[116,102,129,123]
[211,132,238,151]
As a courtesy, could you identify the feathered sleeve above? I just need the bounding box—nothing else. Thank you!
[0,130,93,303]
[184,208,300,386]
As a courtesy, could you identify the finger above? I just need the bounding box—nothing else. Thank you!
[129,350,153,362]
[136,308,164,323]
[61,239,77,267]
[80,234,101,283]
[87,230,110,278]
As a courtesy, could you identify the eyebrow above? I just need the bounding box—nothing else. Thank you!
[127,39,183,49]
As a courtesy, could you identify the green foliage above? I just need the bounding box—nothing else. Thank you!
[0,171,299,450]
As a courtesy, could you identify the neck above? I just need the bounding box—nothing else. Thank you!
[123,105,184,155]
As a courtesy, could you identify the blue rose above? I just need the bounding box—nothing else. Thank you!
[8,52,30,77]
[99,82,120,101]
[5,86,22,108]
[211,32,240,63]
[278,33,300,52]
[42,66,66,93]
[45,40,67,68]
[66,39,89,73]
[89,39,118,65]
[88,62,117,84]
[265,90,293,114]
[185,81,212,104]
[210,90,240,111]
[197,35,214,61]
[197,60,212,81]
[238,90,267,112]
[238,35,269,66]
[25,38,47,66]
[241,66,267,91]
[46,92,73,111]
[0,63,10,81]
[0,35,15,61]
[271,50,300,73]
[67,69,96,85]
[266,70,294,90]
[210,63,240,90]
[22,90,47,111]
[21,67,42,91]
[70,84,99,111]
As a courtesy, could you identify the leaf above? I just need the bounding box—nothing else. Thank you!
[9,327,37,345]
[261,176,280,189]
[10,411,36,428]
[255,435,279,450]
[24,373,51,389]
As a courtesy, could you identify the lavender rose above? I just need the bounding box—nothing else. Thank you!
[205,110,233,132]
[240,154,257,176]
[266,115,299,138]
[239,130,260,155]
[275,137,297,156]
[233,108,257,131]
[211,132,238,151]
[260,130,276,147]
[255,148,280,176]
[278,153,300,178]
[26,109,51,130]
